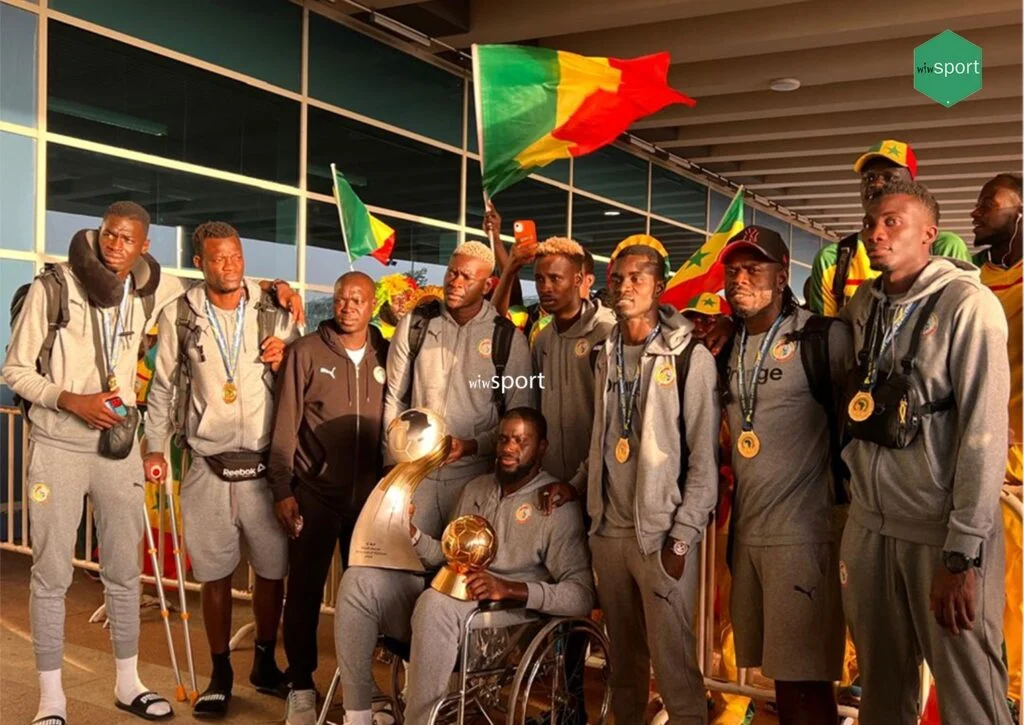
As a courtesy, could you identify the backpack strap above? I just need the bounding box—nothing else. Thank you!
[490,315,517,417]
[254,290,280,391]
[400,299,442,409]
[832,233,859,312]
[36,265,69,380]
[171,296,201,450]
[588,340,605,374]
[900,287,947,374]
[673,339,698,498]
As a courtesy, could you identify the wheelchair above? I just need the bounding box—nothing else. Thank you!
[317,600,612,725]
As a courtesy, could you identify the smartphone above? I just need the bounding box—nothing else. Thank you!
[513,220,537,246]
[105,396,129,417]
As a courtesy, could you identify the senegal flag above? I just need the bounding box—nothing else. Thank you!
[661,188,745,310]
[473,44,695,198]
[331,164,395,265]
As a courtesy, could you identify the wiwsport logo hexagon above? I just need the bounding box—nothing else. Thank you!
[914,30,983,107]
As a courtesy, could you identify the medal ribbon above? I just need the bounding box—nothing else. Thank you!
[858,300,920,391]
[205,295,246,385]
[615,324,661,439]
[736,312,787,432]
[100,278,132,385]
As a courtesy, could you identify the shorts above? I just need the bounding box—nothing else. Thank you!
[730,540,844,682]
[179,456,289,582]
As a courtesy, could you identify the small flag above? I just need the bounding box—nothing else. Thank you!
[473,44,695,198]
[331,164,395,265]
[661,188,745,310]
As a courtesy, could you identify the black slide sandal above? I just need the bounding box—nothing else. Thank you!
[31,717,67,725]
[114,691,174,721]
[192,688,232,719]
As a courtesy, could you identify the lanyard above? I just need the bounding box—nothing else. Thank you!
[615,324,661,438]
[859,300,919,390]
[205,295,246,384]
[736,312,786,432]
[100,278,132,380]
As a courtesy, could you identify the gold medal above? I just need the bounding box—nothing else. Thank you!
[848,391,875,422]
[222,382,238,404]
[107,374,119,391]
[736,430,761,459]
[614,437,630,464]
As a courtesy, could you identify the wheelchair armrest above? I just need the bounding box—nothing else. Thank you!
[477,599,527,612]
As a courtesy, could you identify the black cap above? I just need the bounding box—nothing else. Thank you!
[721,225,790,266]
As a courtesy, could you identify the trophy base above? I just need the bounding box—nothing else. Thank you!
[431,566,473,600]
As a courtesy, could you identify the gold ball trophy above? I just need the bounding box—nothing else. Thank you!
[348,408,452,571]
[431,514,498,600]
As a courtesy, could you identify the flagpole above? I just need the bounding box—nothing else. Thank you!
[331,163,355,272]
[470,45,496,252]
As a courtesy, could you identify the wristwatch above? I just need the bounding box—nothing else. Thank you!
[941,550,981,574]
[671,539,690,557]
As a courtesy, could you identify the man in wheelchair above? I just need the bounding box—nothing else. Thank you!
[335,407,595,725]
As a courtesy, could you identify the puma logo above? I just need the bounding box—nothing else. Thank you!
[793,584,816,601]
[319,366,336,379]
[653,591,672,604]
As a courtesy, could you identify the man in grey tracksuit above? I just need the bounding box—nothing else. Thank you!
[838,182,1013,724]
[404,407,595,723]
[569,239,720,725]
[335,242,535,725]
[144,222,298,716]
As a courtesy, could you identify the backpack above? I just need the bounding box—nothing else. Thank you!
[170,290,280,449]
[8,264,155,416]
[400,299,517,417]
[831,233,860,313]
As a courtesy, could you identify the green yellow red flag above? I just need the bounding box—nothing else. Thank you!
[331,164,395,265]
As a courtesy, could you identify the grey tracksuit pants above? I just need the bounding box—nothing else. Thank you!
[27,440,146,671]
[841,518,1013,725]
[590,535,706,725]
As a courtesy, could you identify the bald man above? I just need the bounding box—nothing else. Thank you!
[269,272,390,725]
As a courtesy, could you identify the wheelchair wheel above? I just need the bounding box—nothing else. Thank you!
[506,617,611,725]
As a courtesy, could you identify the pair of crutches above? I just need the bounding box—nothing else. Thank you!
[139,463,199,705]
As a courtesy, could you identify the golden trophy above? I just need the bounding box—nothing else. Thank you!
[348,408,451,571]
[431,514,498,600]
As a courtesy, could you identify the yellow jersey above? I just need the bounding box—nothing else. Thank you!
[981,261,1023,484]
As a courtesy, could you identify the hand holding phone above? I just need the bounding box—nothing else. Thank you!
[105,395,129,418]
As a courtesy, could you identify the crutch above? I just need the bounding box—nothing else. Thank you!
[155,459,200,705]
[138,486,185,699]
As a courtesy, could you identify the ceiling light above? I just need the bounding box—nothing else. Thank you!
[603,210,621,217]
[769,78,801,92]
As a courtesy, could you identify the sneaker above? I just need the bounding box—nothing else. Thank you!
[286,688,317,725]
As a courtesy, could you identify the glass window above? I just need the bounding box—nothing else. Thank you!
[309,15,462,147]
[649,220,708,270]
[48,23,300,185]
[308,108,461,224]
[571,194,646,260]
[791,262,812,303]
[710,190,751,229]
[1,132,36,251]
[1,4,38,127]
[791,227,822,264]
[49,0,301,91]
[572,146,648,210]
[46,145,298,279]
[651,165,706,229]
[466,164,569,240]
[1,259,35,356]
[753,210,791,240]
[307,200,458,287]
[304,291,335,331]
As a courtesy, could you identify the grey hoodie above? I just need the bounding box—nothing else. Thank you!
[570,305,720,553]
[2,234,188,453]
[840,258,1010,559]
[531,299,617,480]
[383,299,535,480]
[413,470,595,617]
[145,278,297,458]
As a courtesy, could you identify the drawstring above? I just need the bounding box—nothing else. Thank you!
[230,481,239,525]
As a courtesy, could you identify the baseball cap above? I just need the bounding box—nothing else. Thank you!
[721,225,790,266]
[682,292,732,317]
[853,140,918,179]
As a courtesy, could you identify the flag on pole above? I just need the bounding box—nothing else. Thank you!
[661,188,745,309]
[472,44,695,198]
[331,164,395,265]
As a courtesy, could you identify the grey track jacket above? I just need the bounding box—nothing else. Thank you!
[570,305,720,554]
[414,470,595,617]
[840,258,1010,559]
[383,300,534,479]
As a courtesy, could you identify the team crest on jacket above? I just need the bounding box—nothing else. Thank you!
[921,313,939,337]
[574,339,590,358]
[655,363,676,386]
[478,338,492,357]
[30,483,50,504]
[772,339,796,362]
[373,366,386,384]
[515,503,532,523]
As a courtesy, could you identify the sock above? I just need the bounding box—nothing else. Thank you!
[34,669,67,722]
[251,639,283,683]
[115,655,171,717]
[343,709,373,725]
[209,651,234,692]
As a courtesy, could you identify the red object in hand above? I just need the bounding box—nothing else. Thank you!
[513,220,537,246]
